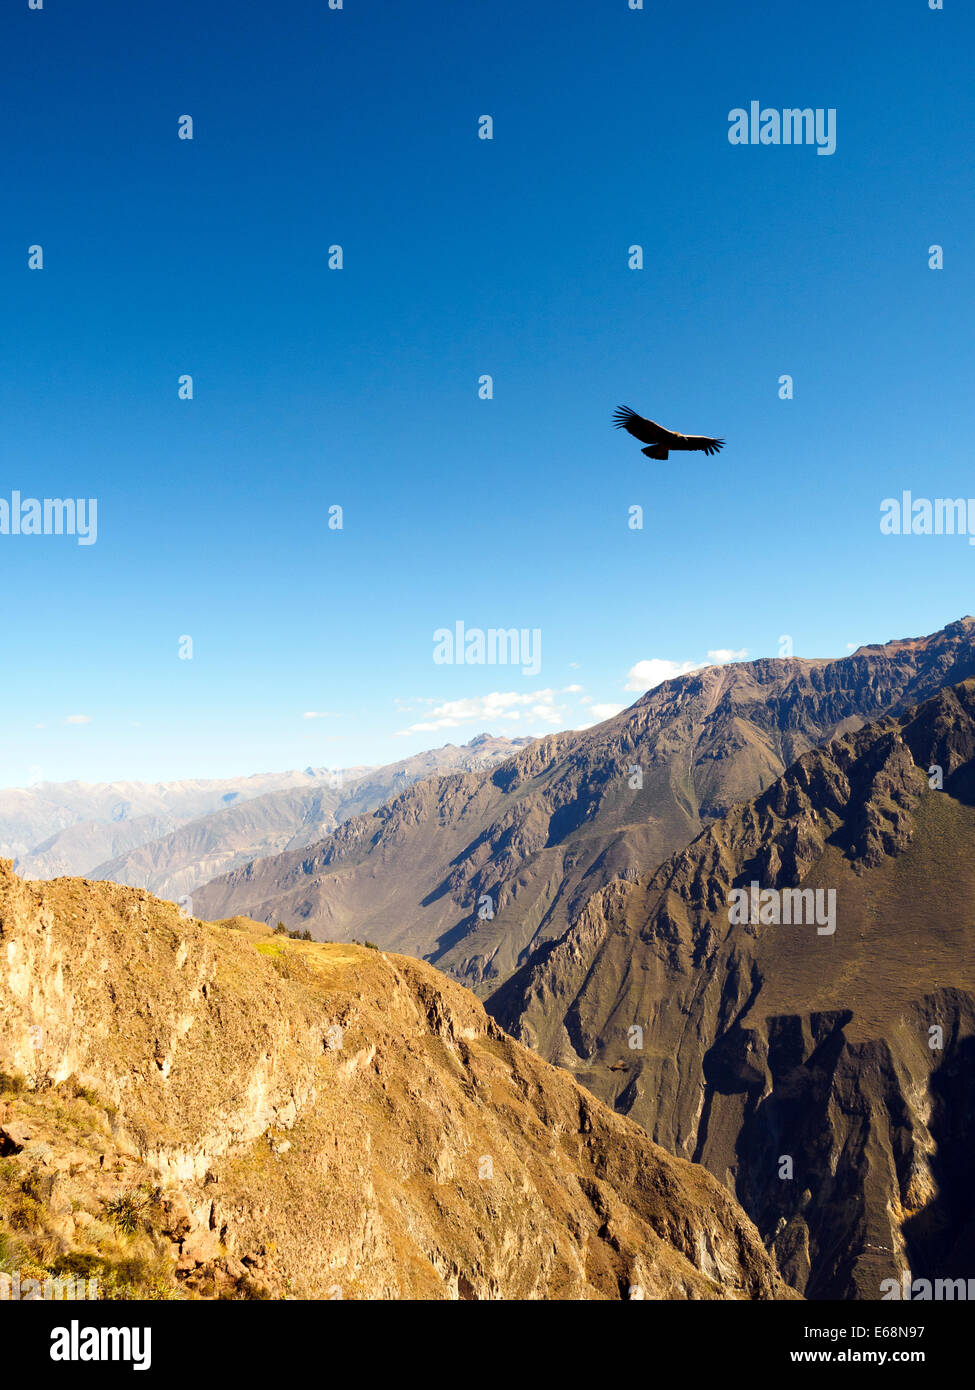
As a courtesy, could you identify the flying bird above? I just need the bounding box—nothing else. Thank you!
[613,405,725,460]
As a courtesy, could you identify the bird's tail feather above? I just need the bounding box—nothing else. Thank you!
[642,445,669,460]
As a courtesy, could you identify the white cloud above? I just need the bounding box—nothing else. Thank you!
[394,696,437,710]
[302,711,336,720]
[706,648,748,664]
[624,658,700,692]
[64,715,91,725]
[625,648,748,693]
[396,689,568,735]
[589,702,625,721]
[562,683,584,693]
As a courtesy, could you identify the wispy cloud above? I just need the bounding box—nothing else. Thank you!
[302,711,337,720]
[396,689,568,735]
[64,714,92,725]
[707,647,748,664]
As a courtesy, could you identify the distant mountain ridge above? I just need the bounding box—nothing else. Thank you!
[0,766,330,873]
[194,618,975,993]
[0,735,530,897]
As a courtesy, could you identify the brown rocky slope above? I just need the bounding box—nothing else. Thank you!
[489,680,975,1299]
[0,863,792,1300]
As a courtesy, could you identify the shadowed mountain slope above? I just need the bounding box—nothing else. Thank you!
[195,619,975,994]
[488,680,975,1299]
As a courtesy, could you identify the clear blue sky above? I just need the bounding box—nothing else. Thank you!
[2,0,972,785]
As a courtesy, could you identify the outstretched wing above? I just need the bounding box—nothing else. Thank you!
[683,434,725,457]
[612,405,670,446]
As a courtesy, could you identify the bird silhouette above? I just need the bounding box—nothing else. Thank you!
[613,405,724,460]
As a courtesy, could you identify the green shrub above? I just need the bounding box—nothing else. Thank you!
[71,1081,101,1107]
[0,1227,24,1274]
[9,1195,43,1230]
[103,1189,150,1235]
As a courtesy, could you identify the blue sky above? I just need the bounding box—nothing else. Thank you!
[1,0,972,785]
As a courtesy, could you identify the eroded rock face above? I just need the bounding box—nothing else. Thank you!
[0,863,792,1301]
[193,619,975,992]
[489,681,975,1299]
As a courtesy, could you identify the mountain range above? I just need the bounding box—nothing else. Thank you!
[7,617,975,1301]
[194,618,975,991]
[1,735,529,899]
[185,617,975,1300]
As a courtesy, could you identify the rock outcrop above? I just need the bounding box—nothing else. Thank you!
[0,863,791,1301]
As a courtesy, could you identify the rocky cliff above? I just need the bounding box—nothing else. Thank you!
[489,680,975,1298]
[0,863,791,1301]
